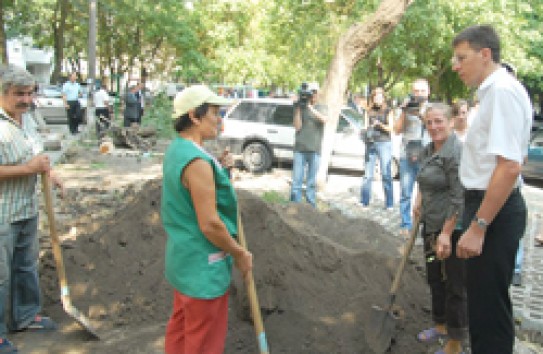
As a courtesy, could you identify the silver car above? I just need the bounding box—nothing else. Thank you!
[523,128,543,180]
[36,85,87,124]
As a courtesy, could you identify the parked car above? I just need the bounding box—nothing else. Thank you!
[218,98,400,177]
[35,84,87,124]
[523,127,543,179]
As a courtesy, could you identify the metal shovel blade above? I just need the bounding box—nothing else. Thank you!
[366,304,397,353]
[63,300,100,339]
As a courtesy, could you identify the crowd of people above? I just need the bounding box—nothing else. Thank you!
[0,23,538,354]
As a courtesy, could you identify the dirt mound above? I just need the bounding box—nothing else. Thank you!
[31,180,431,353]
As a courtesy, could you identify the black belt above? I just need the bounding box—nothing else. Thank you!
[464,187,520,199]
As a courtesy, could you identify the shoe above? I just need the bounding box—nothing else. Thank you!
[0,338,18,353]
[21,315,57,331]
[512,273,522,287]
[417,327,447,343]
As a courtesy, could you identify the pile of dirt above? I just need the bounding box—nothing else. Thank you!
[29,179,433,353]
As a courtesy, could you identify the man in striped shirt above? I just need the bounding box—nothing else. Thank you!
[0,65,63,353]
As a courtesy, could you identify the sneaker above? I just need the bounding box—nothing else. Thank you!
[0,338,18,353]
[512,273,522,287]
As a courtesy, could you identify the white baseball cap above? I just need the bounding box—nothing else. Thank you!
[172,85,231,119]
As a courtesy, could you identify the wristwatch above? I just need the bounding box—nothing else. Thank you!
[473,216,489,230]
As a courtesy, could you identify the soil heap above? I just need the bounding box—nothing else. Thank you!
[30,179,431,353]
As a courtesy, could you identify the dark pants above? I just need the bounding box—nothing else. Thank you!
[95,108,110,138]
[423,228,468,340]
[463,188,526,354]
[66,100,81,134]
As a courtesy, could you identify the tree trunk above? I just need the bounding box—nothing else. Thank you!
[0,1,7,64]
[51,0,68,84]
[317,0,414,185]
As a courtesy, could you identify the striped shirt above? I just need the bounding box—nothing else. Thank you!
[0,109,43,224]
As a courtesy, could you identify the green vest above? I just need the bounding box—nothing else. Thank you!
[161,137,238,299]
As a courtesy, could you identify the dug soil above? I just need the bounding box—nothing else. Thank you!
[13,146,442,353]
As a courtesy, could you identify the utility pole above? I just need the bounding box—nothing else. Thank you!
[87,0,97,128]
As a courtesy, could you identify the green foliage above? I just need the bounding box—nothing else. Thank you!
[142,93,176,140]
[261,190,289,204]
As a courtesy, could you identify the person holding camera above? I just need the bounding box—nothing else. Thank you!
[360,87,394,209]
[290,83,328,207]
[394,78,431,236]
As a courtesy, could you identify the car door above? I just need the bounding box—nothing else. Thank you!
[330,108,365,171]
[523,129,543,179]
[267,103,295,160]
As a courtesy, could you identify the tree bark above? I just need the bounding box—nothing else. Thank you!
[51,0,68,84]
[317,0,415,184]
[0,1,8,64]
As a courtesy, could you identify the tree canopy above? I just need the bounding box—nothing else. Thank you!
[2,0,542,103]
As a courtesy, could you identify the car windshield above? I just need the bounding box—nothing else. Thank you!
[40,87,62,98]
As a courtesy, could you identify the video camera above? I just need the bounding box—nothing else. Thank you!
[404,94,425,115]
[297,83,314,107]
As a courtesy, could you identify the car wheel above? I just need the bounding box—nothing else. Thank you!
[242,142,272,173]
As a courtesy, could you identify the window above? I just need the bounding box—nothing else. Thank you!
[271,104,293,126]
[228,102,275,123]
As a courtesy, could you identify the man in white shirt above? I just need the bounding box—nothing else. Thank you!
[93,84,111,138]
[452,25,532,354]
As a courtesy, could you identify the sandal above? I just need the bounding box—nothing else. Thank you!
[417,327,447,343]
[24,315,57,331]
[0,338,18,353]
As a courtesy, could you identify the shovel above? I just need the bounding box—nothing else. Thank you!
[237,211,269,354]
[366,216,421,353]
[41,173,100,339]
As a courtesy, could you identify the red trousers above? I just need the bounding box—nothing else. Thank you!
[164,290,229,354]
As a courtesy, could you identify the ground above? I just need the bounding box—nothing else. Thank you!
[9,138,542,354]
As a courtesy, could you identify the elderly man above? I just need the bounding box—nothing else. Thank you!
[452,25,532,354]
[0,65,62,353]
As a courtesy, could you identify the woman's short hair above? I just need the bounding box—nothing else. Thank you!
[452,100,468,117]
[426,102,452,120]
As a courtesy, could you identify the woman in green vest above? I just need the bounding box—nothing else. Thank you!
[161,85,253,354]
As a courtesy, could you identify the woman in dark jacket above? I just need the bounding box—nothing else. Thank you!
[360,87,394,209]
[413,103,467,354]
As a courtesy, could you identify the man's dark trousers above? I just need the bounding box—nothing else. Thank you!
[463,188,526,354]
[67,100,81,134]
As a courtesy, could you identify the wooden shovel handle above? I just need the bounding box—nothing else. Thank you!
[389,215,421,296]
[41,173,70,298]
[237,211,269,354]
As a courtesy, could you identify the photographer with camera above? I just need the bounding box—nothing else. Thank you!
[290,83,328,207]
[360,87,394,209]
[394,78,431,236]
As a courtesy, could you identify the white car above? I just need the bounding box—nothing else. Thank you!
[35,85,87,124]
[218,98,400,177]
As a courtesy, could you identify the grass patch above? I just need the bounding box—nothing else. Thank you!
[261,190,289,204]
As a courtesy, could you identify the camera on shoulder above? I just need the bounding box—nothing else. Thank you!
[296,82,316,108]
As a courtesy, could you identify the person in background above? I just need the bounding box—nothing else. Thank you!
[123,85,139,127]
[0,64,63,354]
[161,85,252,354]
[394,78,431,236]
[290,83,328,208]
[61,72,82,135]
[452,100,469,143]
[93,84,111,138]
[452,25,532,353]
[134,82,145,124]
[413,103,467,354]
[360,87,394,210]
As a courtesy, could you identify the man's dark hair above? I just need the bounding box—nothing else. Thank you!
[173,103,210,132]
[453,25,500,63]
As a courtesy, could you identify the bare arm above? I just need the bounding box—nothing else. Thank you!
[0,154,51,180]
[183,159,252,275]
[308,104,328,124]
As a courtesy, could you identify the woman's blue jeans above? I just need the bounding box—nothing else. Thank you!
[399,157,420,230]
[0,216,41,336]
[360,141,394,208]
[290,151,320,207]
